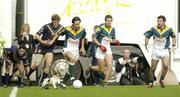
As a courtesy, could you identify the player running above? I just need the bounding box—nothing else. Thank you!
[26,14,64,86]
[60,16,86,88]
[92,15,120,87]
[144,15,176,88]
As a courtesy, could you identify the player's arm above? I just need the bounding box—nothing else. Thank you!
[92,30,101,47]
[144,29,153,45]
[92,25,101,46]
[110,29,120,45]
[92,26,107,52]
[80,37,85,50]
[144,29,153,51]
[50,26,65,43]
[144,36,150,52]
[171,29,176,47]
[172,37,176,47]
[170,29,176,53]
[35,25,48,45]
[47,33,61,46]
[145,37,149,46]
[35,33,46,45]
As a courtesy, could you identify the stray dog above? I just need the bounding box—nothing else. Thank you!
[40,75,63,89]
[41,59,69,89]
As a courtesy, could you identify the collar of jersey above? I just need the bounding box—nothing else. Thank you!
[101,24,113,33]
[66,26,84,36]
[155,25,170,35]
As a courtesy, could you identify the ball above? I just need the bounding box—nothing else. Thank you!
[73,80,82,89]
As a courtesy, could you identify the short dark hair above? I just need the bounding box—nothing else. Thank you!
[51,14,60,21]
[105,15,113,21]
[157,15,166,22]
[72,16,81,23]
[19,44,26,50]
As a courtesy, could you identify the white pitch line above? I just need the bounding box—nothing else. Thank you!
[9,87,18,97]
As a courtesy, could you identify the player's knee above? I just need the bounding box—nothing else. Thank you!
[19,69,24,76]
[70,58,76,63]
[46,63,52,69]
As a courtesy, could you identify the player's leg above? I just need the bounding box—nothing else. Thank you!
[87,57,99,71]
[63,51,77,84]
[148,59,159,87]
[104,54,113,85]
[27,54,44,80]
[94,47,106,85]
[160,55,169,88]
[16,61,25,87]
[24,65,29,77]
[97,59,105,73]
[39,52,53,85]
[96,58,108,86]
[3,62,12,88]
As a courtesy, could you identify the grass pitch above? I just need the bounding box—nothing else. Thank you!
[1,85,180,97]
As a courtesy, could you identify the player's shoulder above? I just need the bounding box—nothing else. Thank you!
[42,23,51,29]
[165,25,173,31]
[99,23,115,29]
[79,26,85,32]
[65,26,71,31]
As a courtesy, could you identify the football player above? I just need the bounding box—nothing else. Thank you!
[92,15,120,87]
[26,14,64,86]
[144,15,176,88]
[60,16,86,88]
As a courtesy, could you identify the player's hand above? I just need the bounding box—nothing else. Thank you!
[41,40,49,46]
[47,41,54,46]
[99,45,107,52]
[50,33,57,39]
[114,40,120,45]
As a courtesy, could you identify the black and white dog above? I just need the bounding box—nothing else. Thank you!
[41,59,69,89]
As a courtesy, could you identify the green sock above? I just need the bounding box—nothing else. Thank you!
[69,64,75,79]
[63,73,70,84]
[63,63,75,84]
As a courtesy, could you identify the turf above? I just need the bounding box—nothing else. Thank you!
[0,86,13,97]
[1,85,180,97]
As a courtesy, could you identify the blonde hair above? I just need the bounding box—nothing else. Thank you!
[21,23,30,34]
[51,14,60,21]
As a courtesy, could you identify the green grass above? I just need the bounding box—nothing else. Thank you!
[1,85,180,97]
[0,86,13,97]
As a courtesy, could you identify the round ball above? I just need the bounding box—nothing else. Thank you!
[73,80,82,89]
